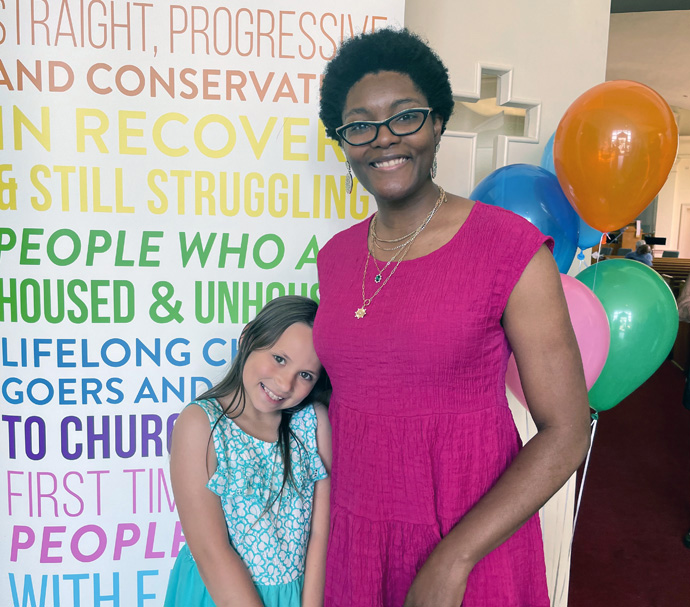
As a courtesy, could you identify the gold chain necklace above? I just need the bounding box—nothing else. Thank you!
[370,217,417,244]
[356,187,446,319]
[369,243,407,284]
[371,189,446,253]
[369,187,446,283]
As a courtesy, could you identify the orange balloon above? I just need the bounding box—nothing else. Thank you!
[554,80,678,233]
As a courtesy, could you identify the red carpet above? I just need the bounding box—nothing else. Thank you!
[568,361,690,607]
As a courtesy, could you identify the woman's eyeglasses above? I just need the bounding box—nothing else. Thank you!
[336,108,432,146]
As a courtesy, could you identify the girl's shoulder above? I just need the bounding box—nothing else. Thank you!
[289,403,330,484]
[186,398,223,422]
[289,403,329,452]
[289,402,319,432]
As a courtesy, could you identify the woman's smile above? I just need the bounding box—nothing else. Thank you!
[370,155,410,170]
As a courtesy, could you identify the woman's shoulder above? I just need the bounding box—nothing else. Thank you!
[470,200,544,233]
[318,217,370,259]
[476,201,554,251]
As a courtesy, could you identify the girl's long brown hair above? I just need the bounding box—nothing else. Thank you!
[198,296,330,504]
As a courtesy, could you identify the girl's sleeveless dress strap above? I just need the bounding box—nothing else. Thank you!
[165,400,325,607]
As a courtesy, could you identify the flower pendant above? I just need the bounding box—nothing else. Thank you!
[355,307,366,319]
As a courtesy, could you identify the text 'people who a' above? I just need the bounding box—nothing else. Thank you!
[0,228,321,270]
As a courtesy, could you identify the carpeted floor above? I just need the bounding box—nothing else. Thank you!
[568,360,690,607]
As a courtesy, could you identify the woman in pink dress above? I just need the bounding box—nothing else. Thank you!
[312,28,591,607]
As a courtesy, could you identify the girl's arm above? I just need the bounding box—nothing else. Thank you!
[302,403,333,607]
[404,245,591,607]
[170,404,264,607]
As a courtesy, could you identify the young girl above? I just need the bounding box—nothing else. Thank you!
[164,296,332,607]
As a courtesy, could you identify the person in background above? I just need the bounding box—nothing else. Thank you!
[314,27,590,607]
[165,296,332,607]
[625,243,654,267]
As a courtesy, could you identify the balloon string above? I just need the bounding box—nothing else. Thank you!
[590,232,608,293]
[571,412,599,545]
[573,414,598,531]
[553,413,598,607]
[553,475,573,607]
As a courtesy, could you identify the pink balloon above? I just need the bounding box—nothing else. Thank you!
[506,274,610,409]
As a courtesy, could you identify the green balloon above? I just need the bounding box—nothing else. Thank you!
[576,259,678,411]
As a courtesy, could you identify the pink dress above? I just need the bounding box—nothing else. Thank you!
[313,202,553,607]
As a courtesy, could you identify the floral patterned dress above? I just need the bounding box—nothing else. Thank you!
[164,399,327,607]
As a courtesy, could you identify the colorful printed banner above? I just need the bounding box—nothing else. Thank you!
[0,2,403,605]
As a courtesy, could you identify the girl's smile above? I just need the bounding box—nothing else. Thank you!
[260,382,285,402]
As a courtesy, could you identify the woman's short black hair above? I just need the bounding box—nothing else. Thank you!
[319,28,454,142]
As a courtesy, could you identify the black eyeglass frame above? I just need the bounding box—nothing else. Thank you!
[335,107,433,146]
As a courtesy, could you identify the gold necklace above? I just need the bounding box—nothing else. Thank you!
[369,187,446,284]
[371,188,446,253]
[370,217,417,243]
[356,187,446,319]
[369,243,407,284]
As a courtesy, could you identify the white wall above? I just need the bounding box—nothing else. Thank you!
[404,2,612,606]
[406,0,611,196]
[657,137,690,254]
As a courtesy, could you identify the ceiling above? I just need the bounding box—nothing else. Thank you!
[607,5,690,132]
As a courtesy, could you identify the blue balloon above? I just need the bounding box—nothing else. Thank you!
[470,163,579,273]
[577,220,604,250]
[540,132,556,174]
[541,131,603,251]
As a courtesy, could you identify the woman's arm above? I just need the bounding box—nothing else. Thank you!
[405,245,591,607]
[170,405,264,607]
[302,404,333,607]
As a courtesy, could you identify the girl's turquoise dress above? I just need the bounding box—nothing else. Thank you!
[164,399,328,607]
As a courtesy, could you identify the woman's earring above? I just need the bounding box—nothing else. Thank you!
[345,161,353,194]
[430,143,440,179]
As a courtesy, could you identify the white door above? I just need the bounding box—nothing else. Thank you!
[679,205,690,258]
